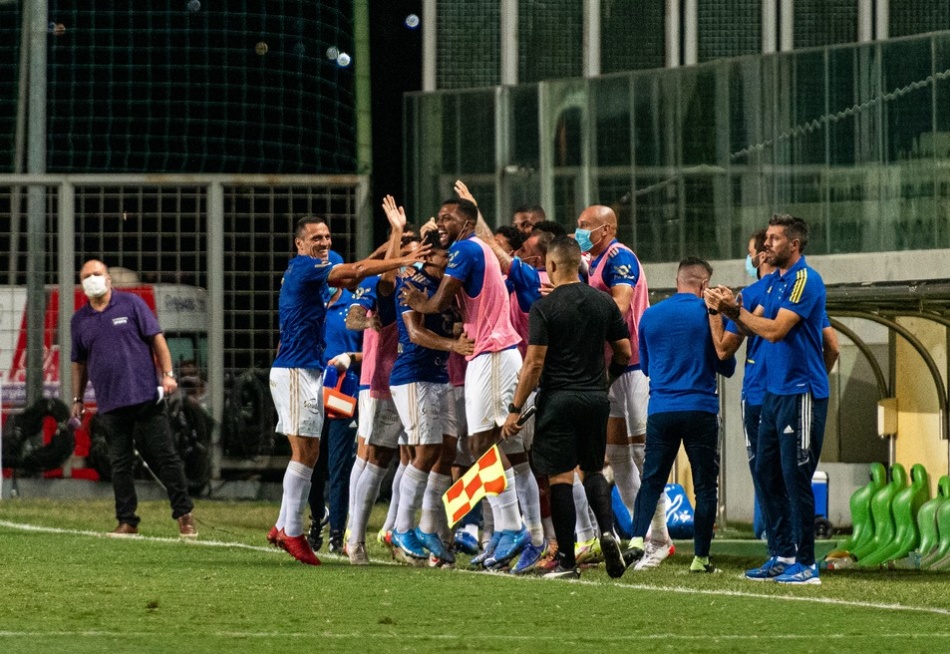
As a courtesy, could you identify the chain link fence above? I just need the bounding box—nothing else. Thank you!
[1,174,369,487]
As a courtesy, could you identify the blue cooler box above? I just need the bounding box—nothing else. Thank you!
[752,470,829,538]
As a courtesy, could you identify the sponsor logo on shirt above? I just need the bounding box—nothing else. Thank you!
[112,317,128,326]
[304,399,321,413]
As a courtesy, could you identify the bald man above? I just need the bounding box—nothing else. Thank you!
[71,259,197,539]
[575,205,672,567]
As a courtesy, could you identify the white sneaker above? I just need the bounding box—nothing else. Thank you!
[633,540,674,570]
[347,542,370,566]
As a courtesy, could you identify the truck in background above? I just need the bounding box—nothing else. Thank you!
[1,282,209,480]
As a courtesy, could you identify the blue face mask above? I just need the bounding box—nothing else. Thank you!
[574,224,605,253]
[574,229,593,253]
[745,254,759,279]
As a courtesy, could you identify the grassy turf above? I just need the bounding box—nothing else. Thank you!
[1,499,949,653]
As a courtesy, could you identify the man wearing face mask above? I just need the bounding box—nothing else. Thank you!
[576,205,672,567]
[70,259,197,538]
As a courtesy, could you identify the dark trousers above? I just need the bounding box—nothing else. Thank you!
[309,415,357,532]
[743,401,780,554]
[756,392,828,566]
[632,411,720,558]
[98,400,194,526]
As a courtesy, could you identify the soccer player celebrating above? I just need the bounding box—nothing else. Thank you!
[389,227,474,566]
[267,215,426,566]
[401,193,528,569]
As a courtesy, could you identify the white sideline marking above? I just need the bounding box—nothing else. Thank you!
[3,519,950,617]
[1,630,949,642]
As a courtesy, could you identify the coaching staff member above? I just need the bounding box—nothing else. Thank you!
[502,236,631,580]
[70,259,196,538]
[624,257,736,574]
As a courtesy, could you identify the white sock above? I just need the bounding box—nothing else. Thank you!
[542,515,556,544]
[513,462,544,546]
[573,472,596,542]
[348,462,386,546]
[649,492,671,544]
[395,464,428,533]
[347,456,367,528]
[489,468,522,532]
[631,442,646,475]
[280,460,314,537]
[382,462,406,533]
[420,472,451,534]
[607,443,639,521]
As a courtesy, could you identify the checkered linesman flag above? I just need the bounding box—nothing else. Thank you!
[442,444,507,527]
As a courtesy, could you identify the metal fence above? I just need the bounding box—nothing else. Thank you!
[0,174,370,482]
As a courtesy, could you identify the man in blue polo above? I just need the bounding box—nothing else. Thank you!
[706,213,829,585]
[624,257,735,574]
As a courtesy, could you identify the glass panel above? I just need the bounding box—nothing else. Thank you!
[934,34,950,249]
[881,37,935,251]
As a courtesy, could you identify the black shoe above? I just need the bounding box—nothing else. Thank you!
[307,516,324,552]
[601,533,626,579]
[328,529,345,555]
[622,545,645,569]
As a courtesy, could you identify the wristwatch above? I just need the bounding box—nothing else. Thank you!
[163,371,176,378]
[508,403,522,414]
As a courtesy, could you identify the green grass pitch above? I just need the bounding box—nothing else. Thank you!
[1,499,949,653]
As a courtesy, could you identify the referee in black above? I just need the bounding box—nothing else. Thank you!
[502,236,631,580]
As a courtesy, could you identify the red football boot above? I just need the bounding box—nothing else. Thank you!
[279,529,321,566]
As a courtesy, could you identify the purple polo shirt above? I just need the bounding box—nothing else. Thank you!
[71,290,163,413]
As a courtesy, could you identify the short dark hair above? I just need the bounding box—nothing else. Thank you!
[678,256,713,278]
[295,215,327,240]
[514,204,546,221]
[531,220,566,238]
[547,235,581,270]
[441,198,479,225]
[769,213,809,252]
[751,228,767,255]
[494,225,525,252]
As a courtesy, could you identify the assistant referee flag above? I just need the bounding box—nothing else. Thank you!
[443,444,507,527]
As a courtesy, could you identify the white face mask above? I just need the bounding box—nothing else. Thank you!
[82,274,108,299]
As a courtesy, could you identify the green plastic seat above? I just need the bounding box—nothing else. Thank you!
[824,462,887,560]
[915,475,950,563]
[850,463,906,562]
[923,483,950,570]
[858,463,930,567]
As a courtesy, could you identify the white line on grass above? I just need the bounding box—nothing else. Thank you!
[0,519,277,554]
[4,519,949,617]
[1,630,950,642]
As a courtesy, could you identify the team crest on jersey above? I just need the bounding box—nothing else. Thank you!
[353,287,367,299]
[613,264,632,278]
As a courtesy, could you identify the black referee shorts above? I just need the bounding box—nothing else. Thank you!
[530,389,609,477]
